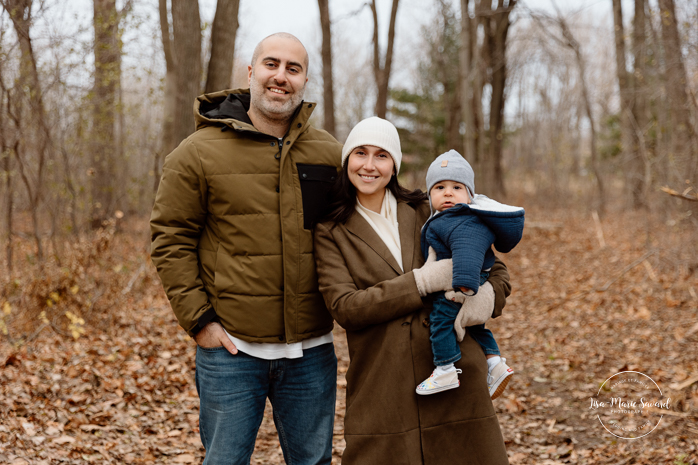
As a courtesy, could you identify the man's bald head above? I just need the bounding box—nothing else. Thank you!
[250,33,309,75]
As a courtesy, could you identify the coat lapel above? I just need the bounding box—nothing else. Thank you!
[345,210,404,275]
[397,201,416,273]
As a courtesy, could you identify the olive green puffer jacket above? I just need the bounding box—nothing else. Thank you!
[150,88,342,343]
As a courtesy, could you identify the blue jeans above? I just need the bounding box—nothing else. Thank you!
[430,293,500,366]
[195,342,337,465]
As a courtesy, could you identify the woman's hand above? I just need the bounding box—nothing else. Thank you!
[449,281,495,342]
[413,247,453,297]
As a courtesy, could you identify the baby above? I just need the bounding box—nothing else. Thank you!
[415,150,524,399]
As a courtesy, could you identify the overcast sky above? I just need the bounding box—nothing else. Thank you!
[16,0,639,127]
[55,0,619,72]
[210,0,615,65]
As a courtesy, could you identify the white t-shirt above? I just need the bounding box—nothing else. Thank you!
[225,330,334,360]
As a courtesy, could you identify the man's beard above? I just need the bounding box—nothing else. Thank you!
[249,72,305,122]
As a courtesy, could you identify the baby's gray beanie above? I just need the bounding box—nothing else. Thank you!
[425,150,475,198]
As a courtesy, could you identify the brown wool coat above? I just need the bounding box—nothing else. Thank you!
[314,199,511,465]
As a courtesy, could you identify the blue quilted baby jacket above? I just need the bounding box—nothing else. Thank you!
[420,194,525,294]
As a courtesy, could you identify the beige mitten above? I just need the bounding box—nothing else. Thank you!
[413,247,453,297]
[449,281,495,341]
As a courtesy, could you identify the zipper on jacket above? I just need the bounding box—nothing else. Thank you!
[276,137,284,160]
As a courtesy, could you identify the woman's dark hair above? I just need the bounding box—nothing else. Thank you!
[322,164,428,225]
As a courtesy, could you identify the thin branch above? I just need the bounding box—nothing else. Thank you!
[596,250,657,292]
[122,262,147,295]
[661,186,698,202]
[333,2,368,22]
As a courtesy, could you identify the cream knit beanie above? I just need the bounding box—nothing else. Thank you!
[341,117,402,174]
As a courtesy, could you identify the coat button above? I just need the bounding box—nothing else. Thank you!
[301,173,307,179]
[297,123,302,128]
[278,335,284,341]
[401,321,409,326]
[275,153,280,159]
[286,141,290,145]
[270,141,275,146]
[275,186,279,193]
[422,318,430,328]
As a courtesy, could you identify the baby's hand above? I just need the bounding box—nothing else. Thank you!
[459,287,471,293]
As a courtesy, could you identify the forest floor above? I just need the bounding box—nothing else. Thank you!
[0,205,697,464]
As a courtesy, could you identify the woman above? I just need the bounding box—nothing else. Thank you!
[314,117,511,464]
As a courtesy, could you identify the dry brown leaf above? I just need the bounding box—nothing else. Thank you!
[52,435,76,444]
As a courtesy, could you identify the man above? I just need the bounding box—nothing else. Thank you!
[150,33,342,465]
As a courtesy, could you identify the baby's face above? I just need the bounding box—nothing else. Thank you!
[430,180,471,212]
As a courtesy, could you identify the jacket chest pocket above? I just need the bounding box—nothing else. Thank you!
[296,163,337,229]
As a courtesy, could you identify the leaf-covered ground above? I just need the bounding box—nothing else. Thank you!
[0,206,696,464]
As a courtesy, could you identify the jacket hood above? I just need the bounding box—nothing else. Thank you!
[421,194,525,255]
[194,88,255,131]
[193,88,315,135]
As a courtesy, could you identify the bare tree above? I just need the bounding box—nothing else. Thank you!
[318,0,336,136]
[0,77,12,273]
[631,0,650,203]
[172,0,202,145]
[631,0,650,206]
[157,0,202,192]
[460,0,478,163]
[370,0,399,118]
[92,0,120,223]
[612,0,645,208]
[481,0,516,198]
[657,0,696,183]
[1,0,53,261]
[556,15,605,213]
[433,0,461,151]
[460,0,517,198]
[156,0,176,192]
[529,9,606,212]
[205,0,240,93]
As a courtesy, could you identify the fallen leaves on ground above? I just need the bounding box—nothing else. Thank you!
[0,207,696,464]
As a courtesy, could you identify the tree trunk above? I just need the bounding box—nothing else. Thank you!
[436,0,461,151]
[318,0,336,136]
[371,0,400,118]
[158,0,201,192]
[612,0,644,208]
[92,0,119,224]
[460,0,477,161]
[631,0,650,205]
[0,85,12,273]
[2,0,48,261]
[3,153,11,274]
[471,0,515,199]
[657,0,696,183]
[205,0,239,93]
[60,147,79,235]
[158,0,177,174]
[172,0,202,146]
[487,0,514,198]
[558,16,605,214]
